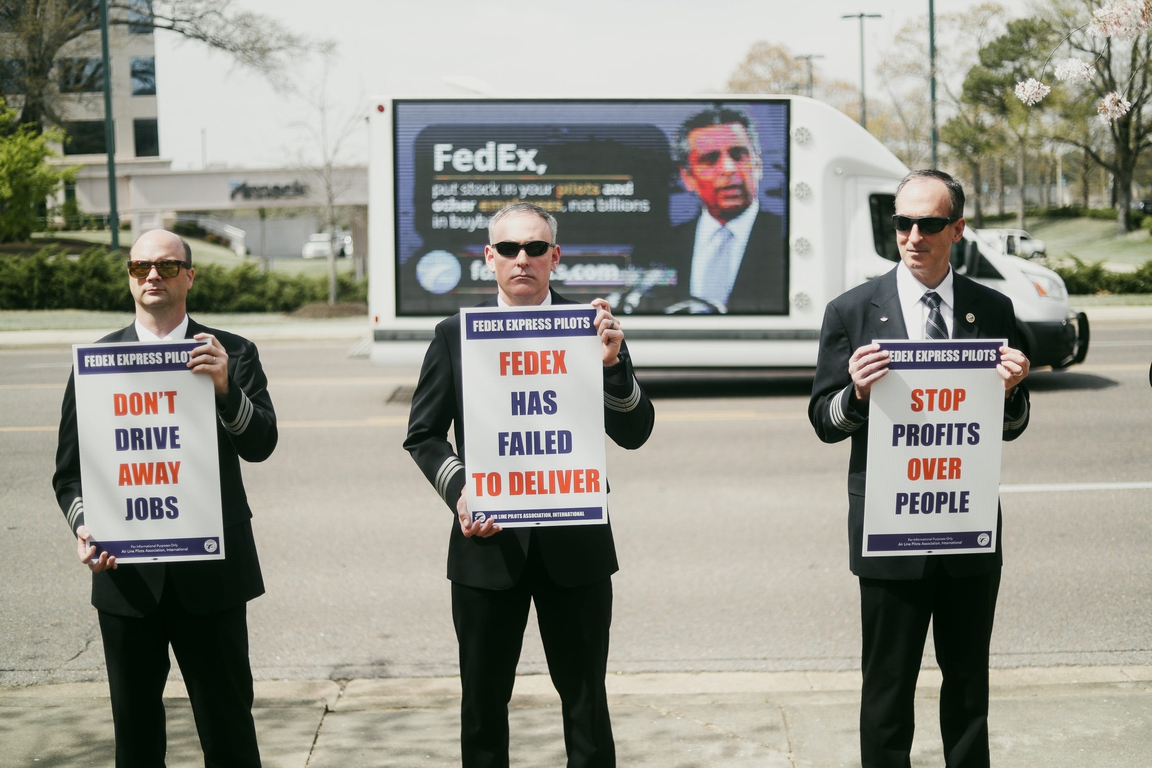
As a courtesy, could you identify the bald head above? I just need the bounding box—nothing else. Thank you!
[130,229,192,263]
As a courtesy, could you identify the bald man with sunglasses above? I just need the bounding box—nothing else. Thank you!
[405,202,654,768]
[809,171,1030,768]
[52,229,276,767]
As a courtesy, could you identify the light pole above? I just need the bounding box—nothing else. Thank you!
[843,12,882,129]
[795,54,824,98]
[99,0,119,250]
[929,0,938,168]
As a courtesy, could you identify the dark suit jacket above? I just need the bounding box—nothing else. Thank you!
[52,319,277,617]
[404,290,655,590]
[639,209,787,314]
[808,268,1030,580]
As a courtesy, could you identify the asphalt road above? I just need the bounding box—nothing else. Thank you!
[2,323,1150,687]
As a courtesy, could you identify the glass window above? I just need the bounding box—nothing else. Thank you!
[869,193,900,262]
[64,121,110,155]
[0,59,24,95]
[58,58,103,94]
[134,118,159,157]
[130,57,155,96]
[128,0,154,34]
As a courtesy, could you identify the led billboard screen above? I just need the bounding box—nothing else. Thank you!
[393,99,789,316]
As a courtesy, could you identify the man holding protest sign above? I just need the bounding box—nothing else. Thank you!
[52,229,276,767]
[405,202,654,767]
[809,171,1030,768]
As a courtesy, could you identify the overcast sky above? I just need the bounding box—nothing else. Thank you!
[152,0,1032,170]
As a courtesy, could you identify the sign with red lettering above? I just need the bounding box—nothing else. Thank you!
[863,339,1006,556]
[460,305,608,527]
[71,340,224,562]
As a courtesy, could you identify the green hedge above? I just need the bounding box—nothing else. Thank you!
[1053,257,1152,294]
[0,247,367,311]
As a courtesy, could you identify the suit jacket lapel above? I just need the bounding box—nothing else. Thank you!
[868,269,908,341]
[951,276,983,339]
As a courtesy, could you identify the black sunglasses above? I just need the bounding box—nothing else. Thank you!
[127,260,191,278]
[892,215,959,234]
[491,240,553,257]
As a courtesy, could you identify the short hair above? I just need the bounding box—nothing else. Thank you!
[675,105,762,166]
[488,202,558,244]
[897,170,965,220]
[181,237,192,265]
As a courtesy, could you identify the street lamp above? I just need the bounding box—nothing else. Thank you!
[795,54,825,98]
[843,12,882,129]
[929,0,938,169]
[99,0,119,250]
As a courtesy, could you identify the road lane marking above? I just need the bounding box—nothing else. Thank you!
[1001,481,1152,493]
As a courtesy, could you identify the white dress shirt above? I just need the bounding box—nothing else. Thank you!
[895,261,954,340]
[134,315,190,342]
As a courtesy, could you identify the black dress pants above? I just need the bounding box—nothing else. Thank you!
[98,586,261,768]
[451,542,614,768]
[859,567,1001,768]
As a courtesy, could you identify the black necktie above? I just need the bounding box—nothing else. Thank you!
[922,291,948,339]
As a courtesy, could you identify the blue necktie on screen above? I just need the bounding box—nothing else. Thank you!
[698,226,736,308]
[922,291,949,340]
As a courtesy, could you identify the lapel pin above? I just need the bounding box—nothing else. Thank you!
[965,312,975,323]
[880,316,889,322]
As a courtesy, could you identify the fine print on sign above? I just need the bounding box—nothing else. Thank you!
[73,341,224,563]
[461,305,608,528]
[863,339,1007,557]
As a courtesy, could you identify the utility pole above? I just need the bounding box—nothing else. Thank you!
[795,54,824,98]
[99,0,119,250]
[929,0,939,168]
[843,12,882,129]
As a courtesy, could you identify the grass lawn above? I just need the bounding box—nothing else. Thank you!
[1024,217,1152,267]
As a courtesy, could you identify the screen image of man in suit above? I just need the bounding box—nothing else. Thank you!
[656,105,787,314]
[52,229,276,767]
[809,171,1031,768]
[405,202,654,767]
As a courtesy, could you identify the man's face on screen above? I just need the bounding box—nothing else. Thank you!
[680,123,762,223]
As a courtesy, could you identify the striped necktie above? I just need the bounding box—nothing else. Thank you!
[922,291,948,340]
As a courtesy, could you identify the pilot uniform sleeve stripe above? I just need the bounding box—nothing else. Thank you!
[830,384,864,433]
[67,496,84,530]
[435,456,464,502]
[1004,395,1029,432]
[221,390,254,435]
[604,376,643,412]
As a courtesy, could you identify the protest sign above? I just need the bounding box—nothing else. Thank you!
[72,340,224,563]
[863,339,1006,557]
[461,305,607,527]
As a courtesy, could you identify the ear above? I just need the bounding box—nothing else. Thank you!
[484,245,497,273]
[679,166,698,194]
[550,245,561,271]
[952,219,966,243]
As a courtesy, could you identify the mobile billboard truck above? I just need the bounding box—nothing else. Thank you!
[368,97,1087,369]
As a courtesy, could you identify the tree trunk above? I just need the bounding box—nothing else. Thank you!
[1016,141,1026,230]
[968,158,984,228]
[1115,167,1133,235]
[1081,147,1091,208]
[997,157,1005,216]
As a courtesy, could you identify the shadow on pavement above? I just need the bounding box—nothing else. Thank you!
[1026,370,1119,392]
[636,370,815,399]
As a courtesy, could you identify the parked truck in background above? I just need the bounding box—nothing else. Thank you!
[367,96,1088,369]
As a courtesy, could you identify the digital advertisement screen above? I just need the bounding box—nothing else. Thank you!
[394,99,789,316]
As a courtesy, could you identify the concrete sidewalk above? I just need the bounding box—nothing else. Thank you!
[3,667,1150,767]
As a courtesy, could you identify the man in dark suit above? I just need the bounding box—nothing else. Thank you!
[642,105,786,315]
[53,229,276,767]
[405,202,654,768]
[809,170,1030,768]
